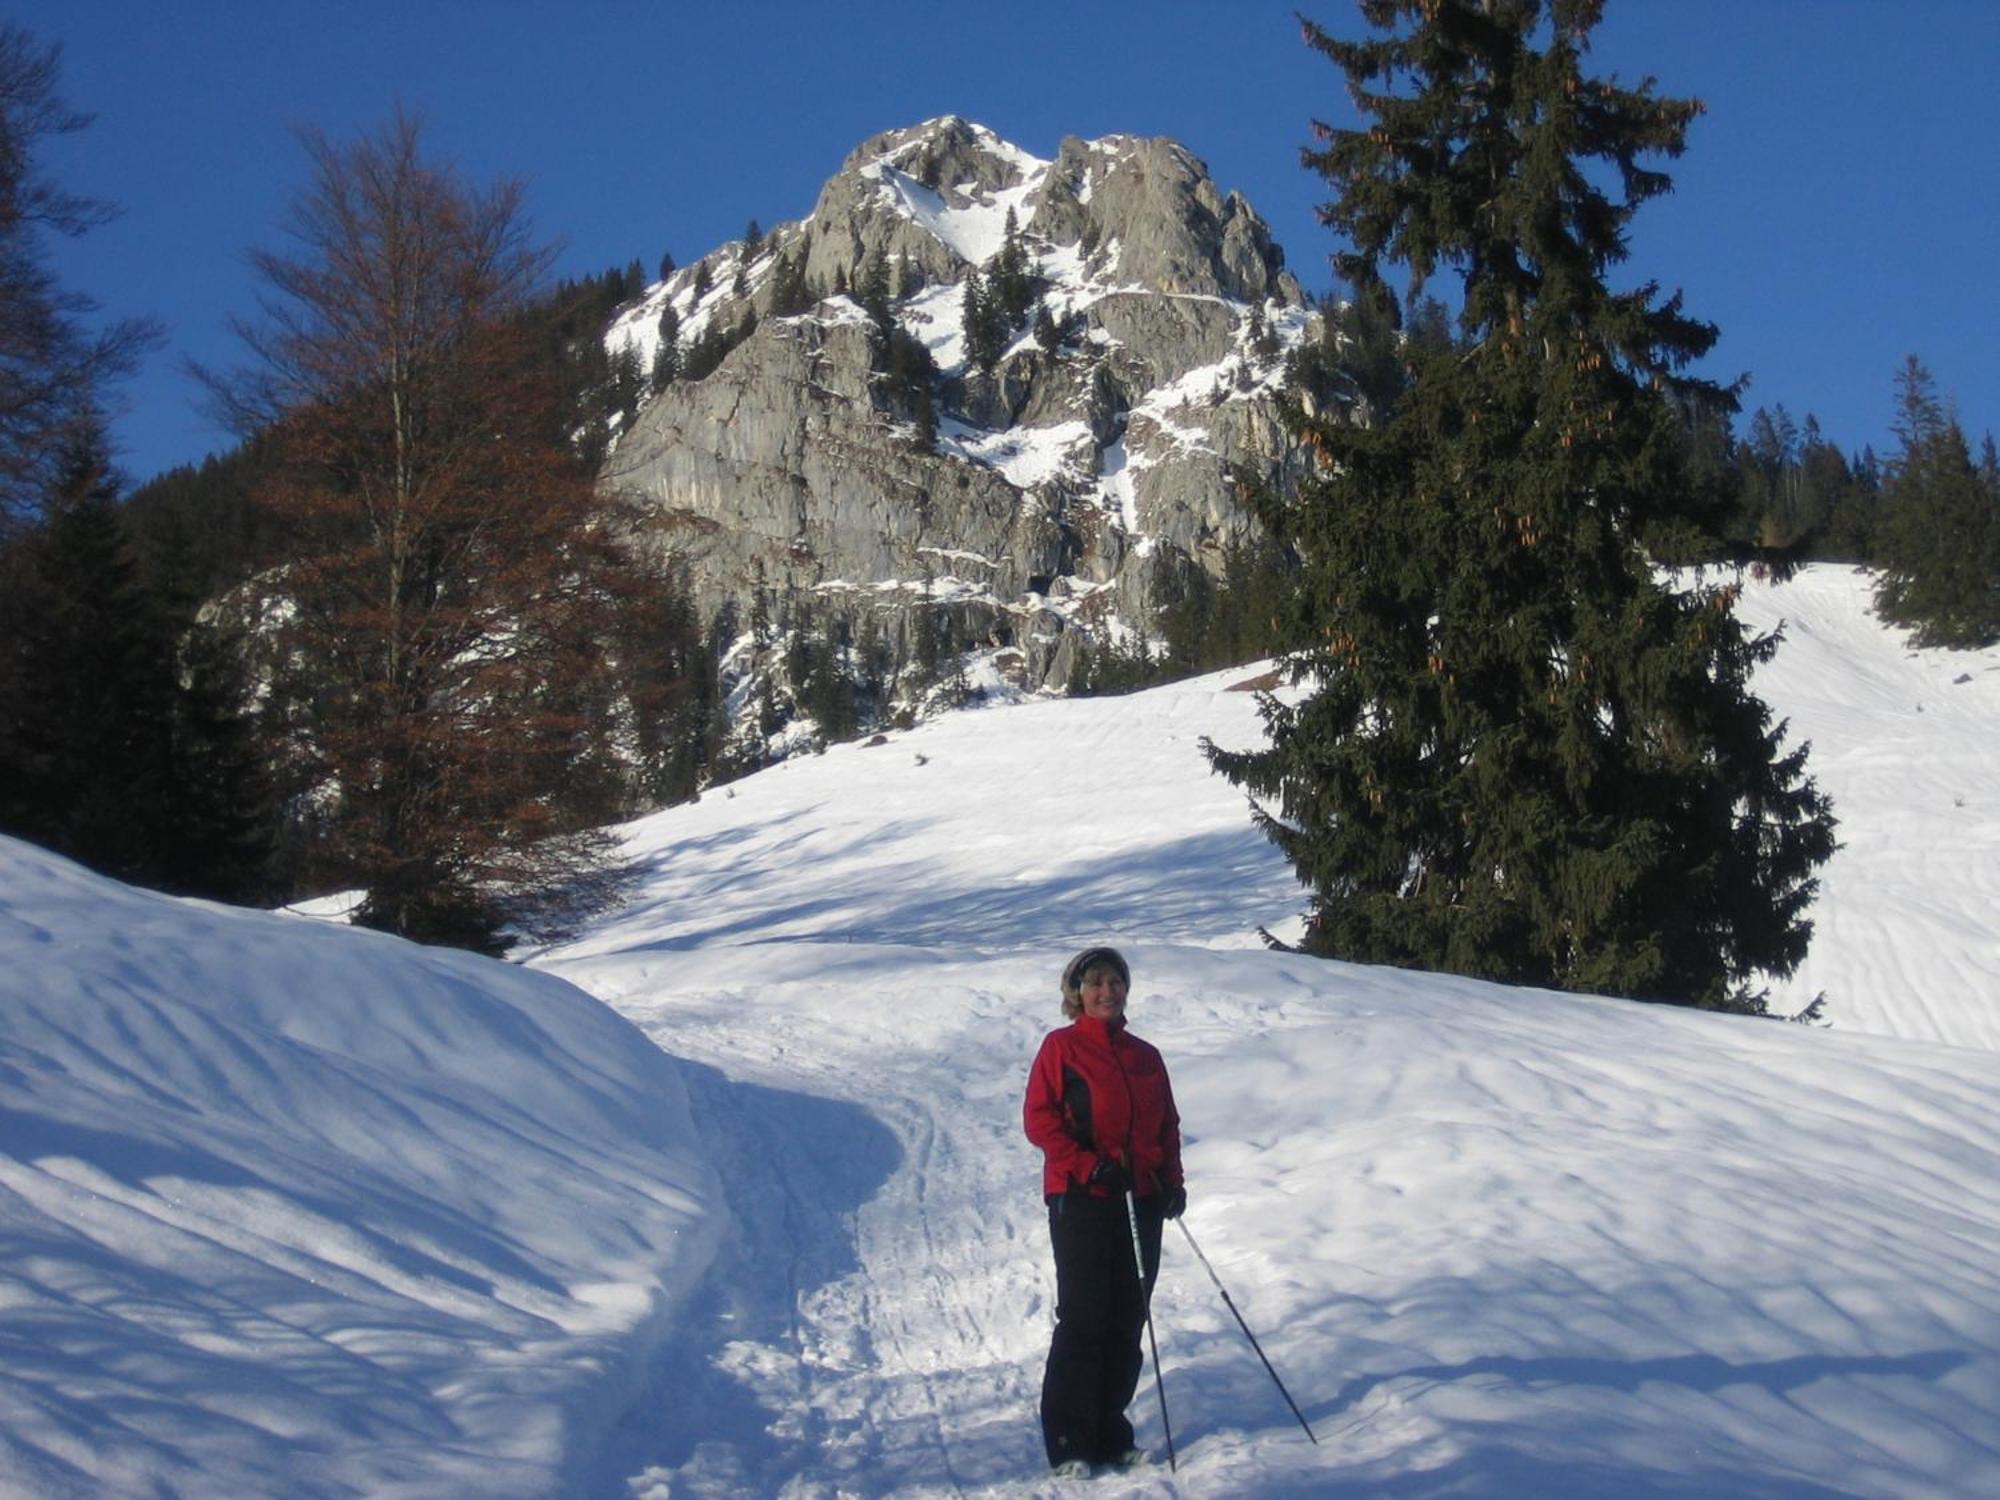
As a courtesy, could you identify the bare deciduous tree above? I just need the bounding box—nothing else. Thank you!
[208,110,630,951]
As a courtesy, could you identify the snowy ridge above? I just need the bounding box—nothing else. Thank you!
[1735,566,2000,1049]
[0,840,723,1498]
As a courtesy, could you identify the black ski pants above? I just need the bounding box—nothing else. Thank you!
[1039,1189,1163,1469]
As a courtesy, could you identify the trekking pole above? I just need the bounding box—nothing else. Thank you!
[1124,1187,1178,1472]
[1176,1218,1318,1445]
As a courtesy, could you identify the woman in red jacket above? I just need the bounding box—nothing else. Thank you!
[1023,946,1186,1476]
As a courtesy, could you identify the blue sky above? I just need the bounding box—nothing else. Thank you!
[29,0,2000,487]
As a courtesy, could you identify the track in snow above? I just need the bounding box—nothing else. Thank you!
[580,951,1120,1499]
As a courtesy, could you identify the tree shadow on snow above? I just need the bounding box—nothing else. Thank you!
[1172,1347,1972,1500]
[1321,1346,1970,1411]
[1264,1446,1883,1499]
[620,822,1292,956]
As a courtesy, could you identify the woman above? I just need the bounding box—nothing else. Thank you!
[1023,945,1186,1476]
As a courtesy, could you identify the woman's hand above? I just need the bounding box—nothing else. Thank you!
[1087,1156,1130,1192]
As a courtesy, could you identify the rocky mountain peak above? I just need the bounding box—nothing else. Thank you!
[597,120,1326,719]
[1031,133,1289,304]
[797,116,1052,296]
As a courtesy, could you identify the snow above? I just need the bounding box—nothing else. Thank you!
[1129,296,1307,440]
[938,417,1095,491]
[862,124,1049,268]
[904,279,972,372]
[1099,434,1140,534]
[4,564,1999,1497]
[1734,566,2000,1050]
[0,840,723,1498]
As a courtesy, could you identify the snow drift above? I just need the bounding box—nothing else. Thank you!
[0,838,722,1497]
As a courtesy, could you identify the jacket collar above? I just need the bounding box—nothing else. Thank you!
[1075,1012,1127,1043]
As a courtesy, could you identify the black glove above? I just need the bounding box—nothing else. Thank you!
[1160,1185,1187,1220]
[1087,1156,1130,1193]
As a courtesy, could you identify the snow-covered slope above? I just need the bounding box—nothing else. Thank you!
[0,840,723,1498]
[3,564,1996,1498]
[1735,566,2000,1050]
[534,564,2000,1497]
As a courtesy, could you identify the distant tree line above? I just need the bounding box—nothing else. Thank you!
[1708,359,1998,648]
[1288,282,2000,652]
[1067,536,1298,696]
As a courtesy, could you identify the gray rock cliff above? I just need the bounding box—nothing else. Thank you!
[600,116,1321,697]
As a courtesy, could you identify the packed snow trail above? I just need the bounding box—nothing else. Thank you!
[553,941,2000,1499]
[547,675,1310,1495]
[539,576,2000,1498]
[574,947,1070,1497]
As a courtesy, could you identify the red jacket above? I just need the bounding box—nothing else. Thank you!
[1025,1014,1184,1201]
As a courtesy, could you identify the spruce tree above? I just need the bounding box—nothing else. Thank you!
[1874,357,2000,647]
[1208,0,1834,1010]
[991,207,1036,323]
[1793,416,1853,559]
[680,322,725,382]
[608,340,646,422]
[651,304,682,391]
[0,427,175,877]
[767,244,815,316]
[0,421,269,900]
[155,609,276,903]
[960,267,1008,371]
[882,326,939,450]
[856,251,893,330]
[960,268,992,369]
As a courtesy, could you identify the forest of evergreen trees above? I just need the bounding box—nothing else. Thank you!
[3,12,1995,959]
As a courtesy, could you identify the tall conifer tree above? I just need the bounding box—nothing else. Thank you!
[651,304,682,391]
[0,426,173,875]
[1209,0,1834,1009]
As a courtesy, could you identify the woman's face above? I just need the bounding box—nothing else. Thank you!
[1079,966,1128,1024]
